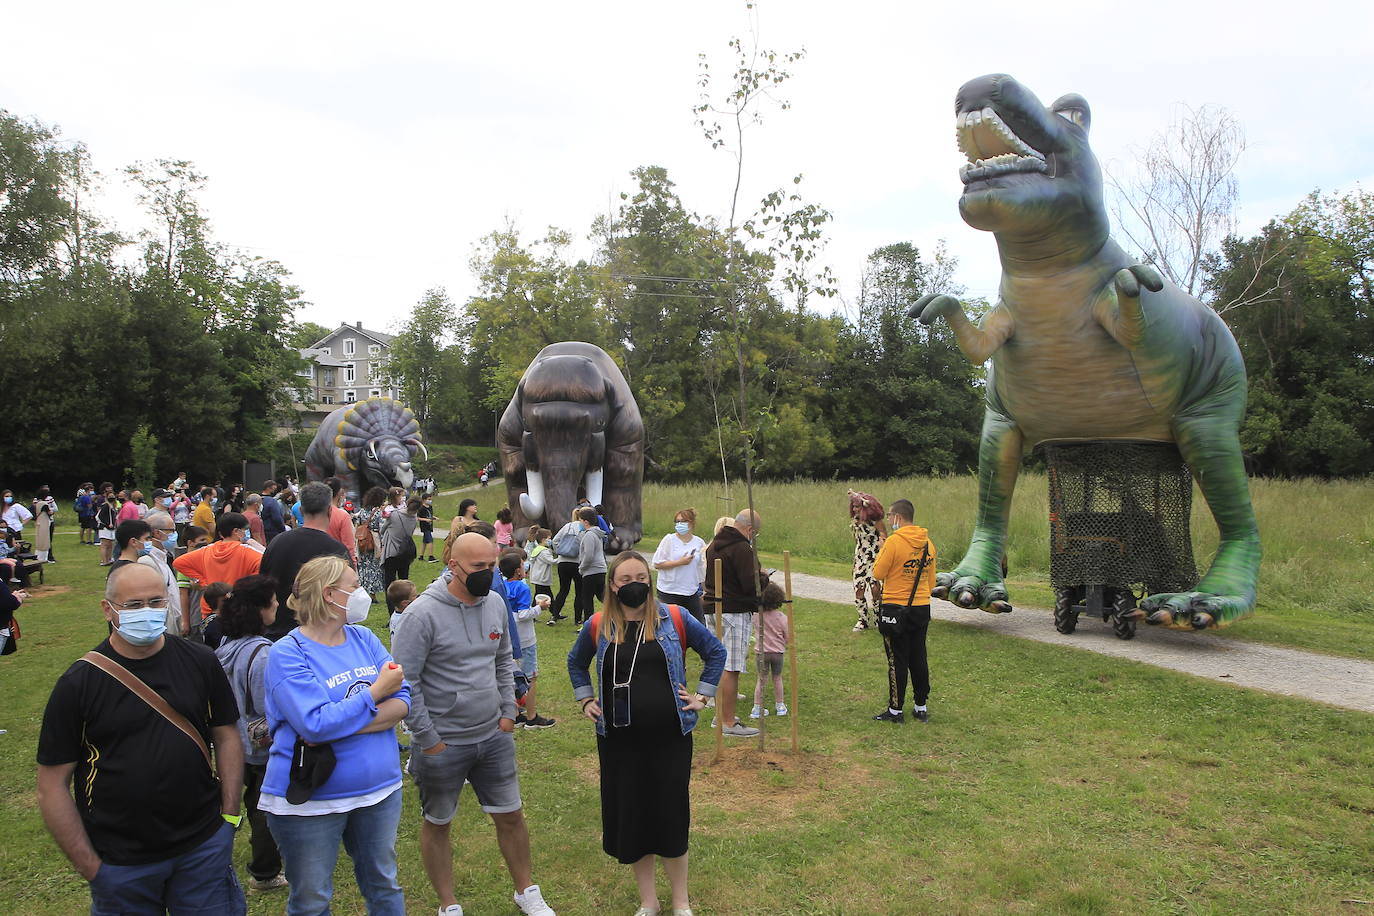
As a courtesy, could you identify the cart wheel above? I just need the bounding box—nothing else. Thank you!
[1054,589,1079,634]
[1111,591,1137,640]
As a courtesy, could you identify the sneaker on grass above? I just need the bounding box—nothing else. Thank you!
[722,720,760,737]
[525,715,557,729]
[438,905,463,916]
[514,883,556,915]
[873,709,904,724]
[248,874,288,893]
[775,703,788,717]
[748,705,769,719]
[514,712,528,728]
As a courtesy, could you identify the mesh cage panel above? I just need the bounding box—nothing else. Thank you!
[1044,441,1197,594]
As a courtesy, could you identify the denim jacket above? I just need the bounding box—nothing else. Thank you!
[568,602,726,737]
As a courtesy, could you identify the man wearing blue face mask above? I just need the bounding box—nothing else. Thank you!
[37,562,247,915]
[141,511,186,636]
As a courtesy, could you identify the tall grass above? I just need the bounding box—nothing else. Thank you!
[642,475,1374,620]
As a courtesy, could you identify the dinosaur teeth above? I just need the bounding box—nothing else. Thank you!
[956,106,1048,165]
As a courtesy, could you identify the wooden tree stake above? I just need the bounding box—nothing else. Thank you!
[785,550,799,754]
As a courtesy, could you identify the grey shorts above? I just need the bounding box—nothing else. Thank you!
[758,651,784,677]
[412,730,522,824]
[721,614,753,673]
[519,643,539,679]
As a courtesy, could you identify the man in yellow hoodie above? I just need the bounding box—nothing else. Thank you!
[869,499,937,724]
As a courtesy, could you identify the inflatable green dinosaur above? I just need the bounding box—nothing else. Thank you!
[910,74,1261,629]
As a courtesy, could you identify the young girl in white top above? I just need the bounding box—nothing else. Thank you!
[651,508,707,623]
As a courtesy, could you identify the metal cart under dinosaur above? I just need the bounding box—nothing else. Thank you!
[1044,440,1198,640]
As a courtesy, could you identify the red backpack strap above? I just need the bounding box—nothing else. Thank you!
[667,604,687,645]
[589,611,603,644]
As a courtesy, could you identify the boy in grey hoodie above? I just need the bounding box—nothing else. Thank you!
[390,532,557,916]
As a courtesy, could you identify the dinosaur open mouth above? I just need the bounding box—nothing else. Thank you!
[956,107,1048,184]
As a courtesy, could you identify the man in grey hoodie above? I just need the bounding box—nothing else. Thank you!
[391,532,556,916]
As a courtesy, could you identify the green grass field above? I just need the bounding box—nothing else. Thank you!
[3,484,1372,914]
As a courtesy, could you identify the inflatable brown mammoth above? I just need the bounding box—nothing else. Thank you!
[498,342,644,551]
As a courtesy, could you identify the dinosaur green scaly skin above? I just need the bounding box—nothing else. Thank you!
[909,74,1261,629]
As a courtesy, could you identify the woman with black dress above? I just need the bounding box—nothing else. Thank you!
[567,551,726,916]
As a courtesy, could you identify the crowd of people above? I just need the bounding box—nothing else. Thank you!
[23,471,941,916]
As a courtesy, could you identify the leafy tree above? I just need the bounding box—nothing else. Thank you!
[126,425,159,492]
[1207,189,1374,475]
[289,321,332,348]
[0,110,71,291]
[461,226,617,411]
[382,287,459,426]
[828,242,983,476]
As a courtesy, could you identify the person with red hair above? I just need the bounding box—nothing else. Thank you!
[847,489,887,632]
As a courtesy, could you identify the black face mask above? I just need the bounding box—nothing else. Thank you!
[617,581,651,608]
[464,568,494,597]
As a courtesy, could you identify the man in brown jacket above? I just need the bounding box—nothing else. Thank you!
[703,509,768,737]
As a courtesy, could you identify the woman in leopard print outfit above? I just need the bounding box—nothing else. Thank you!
[848,489,887,631]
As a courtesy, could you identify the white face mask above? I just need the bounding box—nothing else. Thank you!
[329,585,372,624]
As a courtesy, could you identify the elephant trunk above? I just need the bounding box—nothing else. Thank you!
[538,460,585,533]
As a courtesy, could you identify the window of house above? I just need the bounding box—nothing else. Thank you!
[322,395,334,405]
[323,370,336,386]
[344,338,356,356]
[369,388,381,398]
[297,365,313,377]
[368,344,381,356]
[345,363,355,383]
[344,390,356,403]
[320,347,331,356]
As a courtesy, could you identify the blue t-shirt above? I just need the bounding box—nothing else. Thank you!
[261,625,411,802]
[290,502,304,526]
[490,574,522,660]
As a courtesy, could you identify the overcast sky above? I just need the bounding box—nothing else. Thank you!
[6,0,1372,331]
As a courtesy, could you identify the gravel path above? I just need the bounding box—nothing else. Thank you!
[787,571,1374,714]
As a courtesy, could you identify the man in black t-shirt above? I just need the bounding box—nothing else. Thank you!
[36,562,246,914]
[260,482,350,640]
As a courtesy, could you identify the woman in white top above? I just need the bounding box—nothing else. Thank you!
[652,508,707,624]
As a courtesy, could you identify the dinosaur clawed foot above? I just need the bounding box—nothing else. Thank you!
[1141,592,1249,630]
[946,573,1013,614]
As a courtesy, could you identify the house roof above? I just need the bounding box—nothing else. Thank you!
[309,324,395,348]
[299,347,350,368]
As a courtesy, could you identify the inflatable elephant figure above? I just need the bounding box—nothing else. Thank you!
[304,397,428,500]
[499,342,644,552]
[909,74,1261,629]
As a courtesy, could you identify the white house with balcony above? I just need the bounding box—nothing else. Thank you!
[285,322,399,432]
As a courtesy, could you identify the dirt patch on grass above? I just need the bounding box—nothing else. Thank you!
[16,585,72,600]
[568,738,881,829]
[692,741,880,825]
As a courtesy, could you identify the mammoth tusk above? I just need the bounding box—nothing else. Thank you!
[416,441,429,461]
[520,470,546,520]
[584,468,604,507]
[366,438,379,461]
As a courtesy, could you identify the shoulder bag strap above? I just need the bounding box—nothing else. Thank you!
[79,651,213,770]
[667,604,687,645]
[904,544,931,610]
[243,642,268,718]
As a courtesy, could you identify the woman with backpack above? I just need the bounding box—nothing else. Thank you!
[567,551,726,916]
[354,487,387,603]
[546,510,583,625]
[212,574,288,894]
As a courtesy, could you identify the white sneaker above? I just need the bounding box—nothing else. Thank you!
[722,721,761,737]
[633,908,659,916]
[438,906,463,916]
[748,705,769,719]
[775,703,788,717]
[514,884,555,916]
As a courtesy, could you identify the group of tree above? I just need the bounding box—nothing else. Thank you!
[0,111,309,490]
[383,164,985,484]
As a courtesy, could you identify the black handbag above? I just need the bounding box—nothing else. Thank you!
[877,544,929,637]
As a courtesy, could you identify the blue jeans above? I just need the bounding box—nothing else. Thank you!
[88,821,245,916]
[266,789,404,916]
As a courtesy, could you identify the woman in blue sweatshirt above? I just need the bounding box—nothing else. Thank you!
[260,555,411,916]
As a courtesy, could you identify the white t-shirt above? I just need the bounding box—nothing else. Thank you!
[652,533,706,595]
